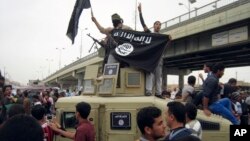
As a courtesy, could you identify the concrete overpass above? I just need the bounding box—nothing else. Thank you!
[43,52,103,89]
[43,0,250,89]
[160,0,250,87]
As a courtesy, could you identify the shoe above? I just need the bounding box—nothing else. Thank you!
[155,94,165,99]
[145,91,152,96]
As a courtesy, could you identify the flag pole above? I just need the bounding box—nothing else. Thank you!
[135,0,137,30]
[91,7,93,17]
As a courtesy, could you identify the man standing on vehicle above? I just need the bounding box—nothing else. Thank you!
[138,3,171,98]
[92,12,133,64]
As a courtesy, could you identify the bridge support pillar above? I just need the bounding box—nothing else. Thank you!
[59,83,63,90]
[73,73,84,91]
[164,67,192,89]
[178,74,184,89]
[162,67,168,89]
[56,78,64,89]
[77,76,83,91]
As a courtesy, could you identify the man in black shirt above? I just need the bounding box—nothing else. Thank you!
[202,63,239,125]
[221,78,237,98]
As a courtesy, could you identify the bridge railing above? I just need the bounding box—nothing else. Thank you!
[151,0,242,31]
[44,52,99,80]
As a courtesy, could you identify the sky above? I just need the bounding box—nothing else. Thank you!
[0,0,249,85]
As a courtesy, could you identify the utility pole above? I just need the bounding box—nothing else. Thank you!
[79,28,88,58]
[178,0,196,19]
[56,48,65,70]
[46,59,53,75]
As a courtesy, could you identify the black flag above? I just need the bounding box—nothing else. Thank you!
[110,29,170,72]
[66,0,91,44]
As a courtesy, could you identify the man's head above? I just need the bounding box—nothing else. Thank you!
[203,62,213,73]
[75,102,91,119]
[31,105,46,121]
[187,75,196,86]
[32,95,40,102]
[44,92,50,99]
[185,103,197,121]
[16,89,22,97]
[137,106,166,140]
[0,115,43,141]
[23,90,29,97]
[212,62,225,78]
[153,21,161,33]
[231,92,241,102]
[3,85,12,96]
[111,13,123,28]
[165,101,186,129]
[228,78,237,86]
[8,104,25,118]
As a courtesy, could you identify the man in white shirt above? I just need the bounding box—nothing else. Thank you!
[185,103,202,140]
[180,76,196,103]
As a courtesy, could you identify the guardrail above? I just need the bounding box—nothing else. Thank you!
[150,0,248,31]
[44,52,99,80]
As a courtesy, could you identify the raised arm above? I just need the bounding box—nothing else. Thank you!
[138,3,150,33]
[91,16,112,35]
[198,73,205,83]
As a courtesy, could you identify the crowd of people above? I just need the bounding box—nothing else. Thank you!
[2,61,249,141]
[136,101,201,141]
[1,63,250,141]
[1,70,95,141]
[162,62,250,126]
[1,81,202,141]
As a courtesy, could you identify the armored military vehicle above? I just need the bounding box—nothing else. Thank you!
[54,63,231,141]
